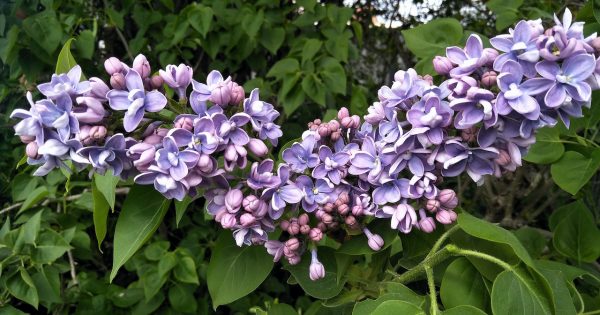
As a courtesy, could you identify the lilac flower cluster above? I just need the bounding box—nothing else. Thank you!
[10,9,599,282]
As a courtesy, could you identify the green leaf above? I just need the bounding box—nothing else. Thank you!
[242,9,264,38]
[174,196,193,227]
[168,283,197,313]
[75,30,95,59]
[7,268,39,309]
[282,83,306,116]
[353,284,425,314]
[11,174,40,202]
[0,26,19,64]
[174,256,199,285]
[440,258,489,311]
[31,267,62,304]
[513,227,546,258]
[284,247,345,299]
[301,73,326,106]
[207,231,274,308]
[402,18,463,59]
[141,268,167,301]
[158,252,178,277]
[319,57,346,95]
[442,305,487,315]
[491,269,552,315]
[457,212,534,267]
[144,241,169,261]
[55,38,78,75]
[18,186,48,214]
[15,211,43,248]
[110,185,171,282]
[301,39,323,64]
[92,179,109,249]
[268,303,297,315]
[370,300,424,315]
[524,128,565,164]
[267,58,300,78]
[22,10,63,53]
[94,171,120,211]
[32,229,71,264]
[487,0,524,30]
[552,201,600,262]
[106,7,124,29]
[536,268,577,315]
[260,27,285,54]
[325,37,348,62]
[594,0,600,24]
[337,219,399,255]
[550,149,600,194]
[188,5,213,37]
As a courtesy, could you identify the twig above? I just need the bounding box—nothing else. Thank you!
[67,249,78,286]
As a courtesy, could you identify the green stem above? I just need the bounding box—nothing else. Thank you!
[582,310,600,315]
[391,247,452,284]
[425,224,460,260]
[446,245,512,271]
[425,265,438,315]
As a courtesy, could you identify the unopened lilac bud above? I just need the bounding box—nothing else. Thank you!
[174,116,194,131]
[26,142,39,159]
[74,97,106,123]
[351,115,360,128]
[254,200,269,218]
[352,205,364,216]
[287,255,301,265]
[338,204,349,216]
[344,215,357,227]
[461,127,477,143]
[225,189,243,213]
[482,48,498,66]
[247,138,268,157]
[288,221,300,235]
[298,214,309,226]
[309,228,323,242]
[328,221,339,230]
[88,77,109,100]
[242,195,259,212]
[285,238,300,251]
[220,213,237,229]
[239,213,256,227]
[309,250,325,281]
[20,135,35,144]
[495,149,511,166]
[317,222,327,231]
[197,154,214,173]
[133,54,151,78]
[210,83,232,106]
[338,107,349,120]
[363,228,384,251]
[77,125,93,145]
[89,125,107,141]
[419,216,436,233]
[328,120,340,132]
[591,38,600,53]
[436,209,457,225]
[341,116,353,129]
[229,82,245,105]
[156,128,169,137]
[224,144,238,162]
[323,203,334,213]
[280,220,290,231]
[150,75,164,90]
[321,213,333,225]
[318,125,330,137]
[438,189,458,209]
[104,57,123,75]
[110,73,126,90]
[426,199,441,213]
[300,224,310,234]
[433,56,453,75]
[481,71,497,88]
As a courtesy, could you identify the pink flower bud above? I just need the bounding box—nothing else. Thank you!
[436,209,457,225]
[344,215,357,227]
[337,107,349,120]
[104,57,123,75]
[74,97,106,123]
[288,221,300,235]
[309,250,325,281]
[438,189,458,209]
[592,38,600,53]
[481,71,497,88]
[323,203,334,212]
[321,213,333,225]
[247,138,268,157]
[495,149,511,166]
[77,125,92,145]
[225,189,243,213]
[26,142,39,159]
[426,199,441,213]
[317,222,327,231]
[351,115,360,128]
[328,120,340,132]
[287,255,301,265]
[280,220,290,231]
[197,154,214,173]
[433,56,453,75]
[220,213,237,229]
[224,144,238,162]
[482,48,499,66]
[341,116,354,129]
[110,73,126,90]
[309,228,323,242]
[133,54,151,78]
[254,200,269,218]
[156,128,169,137]
[19,135,34,144]
[300,224,310,234]
[150,75,164,90]
[229,82,245,105]
[352,205,364,216]
[363,228,384,251]
[239,213,256,227]
[318,125,330,137]
[89,125,107,141]
[174,116,194,131]
[285,238,300,251]
[243,195,259,212]
[419,216,436,233]
[337,204,349,215]
[298,213,309,226]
